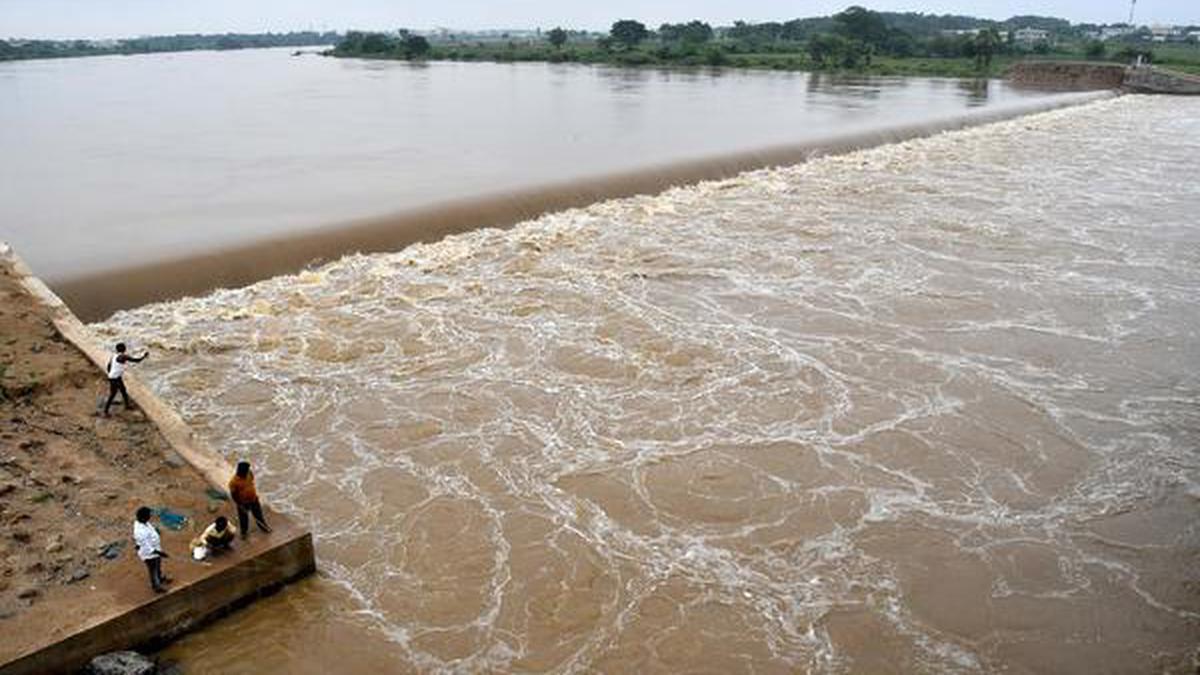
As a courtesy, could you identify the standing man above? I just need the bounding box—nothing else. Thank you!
[104,342,148,417]
[133,506,171,593]
[229,461,272,538]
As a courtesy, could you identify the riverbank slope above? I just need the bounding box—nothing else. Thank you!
[0,245,314,674]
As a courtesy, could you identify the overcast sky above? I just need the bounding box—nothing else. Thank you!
[1,0,1195,40]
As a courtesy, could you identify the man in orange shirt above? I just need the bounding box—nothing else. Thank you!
[228,461,272,538]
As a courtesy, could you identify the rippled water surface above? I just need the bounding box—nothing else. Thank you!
[98,96,1200,673]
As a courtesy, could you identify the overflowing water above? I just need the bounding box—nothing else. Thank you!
[97,95,1199,673]
[0,48,1082,319]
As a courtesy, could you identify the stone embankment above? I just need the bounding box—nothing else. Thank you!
[1008,61,1200,95]
[1008,61,1128,90]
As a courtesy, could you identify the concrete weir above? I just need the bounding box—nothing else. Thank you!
[0,242,316,675]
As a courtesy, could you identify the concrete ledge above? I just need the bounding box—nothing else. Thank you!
[0,242,317,675]
[0,532,315,675]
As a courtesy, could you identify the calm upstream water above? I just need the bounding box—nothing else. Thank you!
[0,47,1077,294]
[95,95,1200,673]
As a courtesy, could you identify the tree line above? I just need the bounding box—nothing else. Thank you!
[0,31,340,61]
[330,6,1198,74]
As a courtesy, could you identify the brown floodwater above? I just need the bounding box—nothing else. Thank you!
[95,95,1200,673]
[0,48,1087,320]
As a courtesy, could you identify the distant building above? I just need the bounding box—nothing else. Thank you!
[1149,25,1184,42]
[939,29,981,37]
[1100,25,1135,40]
[1013,28,1050,44]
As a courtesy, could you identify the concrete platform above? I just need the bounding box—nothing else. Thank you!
[0,242,316,675]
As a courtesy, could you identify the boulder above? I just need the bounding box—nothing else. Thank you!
[86,651,157,675]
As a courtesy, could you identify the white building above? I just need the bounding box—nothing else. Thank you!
[939,29,981,37]
[1013,28,1050,44]
[1100,26,1135,40]
[1149,25,1183,42]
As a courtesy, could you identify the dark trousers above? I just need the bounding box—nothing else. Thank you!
[104,377,130,414]
[237,500,271,535]
[143,556,164,590]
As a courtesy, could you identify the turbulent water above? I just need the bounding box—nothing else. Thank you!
[97,95,1200,673]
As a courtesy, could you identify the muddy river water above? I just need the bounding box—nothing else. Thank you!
[91,94,1200,673]
[3,48,1074,300]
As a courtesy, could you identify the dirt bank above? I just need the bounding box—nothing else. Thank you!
[0,263,214,653]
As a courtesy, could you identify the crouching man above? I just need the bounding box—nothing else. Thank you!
[191,516,238,559]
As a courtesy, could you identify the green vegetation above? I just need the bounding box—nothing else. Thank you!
[1145,43,1200,74]
[0,31,339,62]
[330,7,1200,78]
[5,8,1197,77]
[547,27,568,49]
[333,30,429,59]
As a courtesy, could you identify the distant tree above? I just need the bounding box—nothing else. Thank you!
[359,32,395,54]
[882,28,916,56]
[807,33,861,68]
[833,6,889,48]
[728,20,783,46]
[1084,40,1106,60]
[610,20,649,50]
[659,20,714,45]
[547,27,568,48]
[400,33,431,58]
[1001,15,1071,33]
[973,28,1001,69]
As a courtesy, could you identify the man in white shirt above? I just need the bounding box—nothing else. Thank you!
[103,342,148,417]
[133,506,172,593]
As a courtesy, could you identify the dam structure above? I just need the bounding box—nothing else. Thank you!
[0,49,1104,322]
[96,95,1200,673]
[2,49,1198,672]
